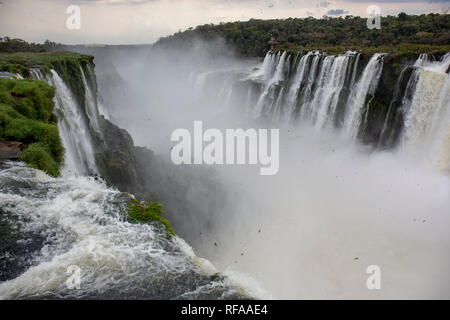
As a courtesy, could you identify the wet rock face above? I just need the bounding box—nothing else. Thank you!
[0,141,24,160]
[92,117,228,248]
[95,116,140,193]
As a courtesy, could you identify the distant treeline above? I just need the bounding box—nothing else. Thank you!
[0,37,61,53]
[155,13,450,57]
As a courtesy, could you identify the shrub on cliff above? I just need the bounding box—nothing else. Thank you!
[18,142,60,177]
[127,198,175,237]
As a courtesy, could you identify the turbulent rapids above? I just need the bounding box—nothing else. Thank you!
[0,63,263,299]
[0,164,257,299]
[1,45,450,299]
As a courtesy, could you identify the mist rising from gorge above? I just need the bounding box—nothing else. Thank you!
[84,39,450,299]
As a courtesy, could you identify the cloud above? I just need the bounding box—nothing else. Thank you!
[326,8,349,15]
[317,1,331,7]
[67,0,155,5]
[345,0,449,2]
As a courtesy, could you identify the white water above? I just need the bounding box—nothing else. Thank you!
[344,53,385,137]
[253,51,287,118]
[48,70,98,176]
[310,54,351,129]
[285,51,313,120]
[80,66,103,136]
[247,50,383,138]
[30,69,98,176]
[21,47,449,300]
[0,166,262,299]
[1,62,267,300]
[402,53,450,171]
[298,54,321,120]
[113,48,450,299]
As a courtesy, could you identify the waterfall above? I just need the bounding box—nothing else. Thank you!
[349,53,360,87]
[272,86,284,121]
[433,75,450,172]
[343,53,385,138]
[378,65,410,145]
[401,53,450,170]
[80,66,102,136]
[285,52,313,120]
[273,51,287,83]
[2,61,265,300]
[402,69,446,148]
[252,51,287,118]
[297,53,321,120]
[31,69,98,176]
[228,49,449,163]
[310,54,352,129]
[302,55,335,121]
[0,166,259,299]
[251,50,361,129]
[49,70,98,176]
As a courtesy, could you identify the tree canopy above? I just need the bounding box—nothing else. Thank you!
[155,13,450,57]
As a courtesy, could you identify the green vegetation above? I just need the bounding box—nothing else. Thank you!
[127,198,175,236]
[0,37,53,53]
[18,142,60,177]
[0,52,94,107]
[0,78,63,176]
[0,50,96,176]
[156,13,450,57]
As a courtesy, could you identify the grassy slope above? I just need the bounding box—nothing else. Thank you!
[0,52,94,176]
[0,78,62,176]
[0,52,94,107]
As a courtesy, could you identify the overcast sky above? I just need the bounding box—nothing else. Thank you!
[0,0,449,44]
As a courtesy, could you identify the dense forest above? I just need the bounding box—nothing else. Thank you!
[0,37,61,53]
[155,13,450,57]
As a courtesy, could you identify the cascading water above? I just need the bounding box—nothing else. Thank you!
[378,66,410,145]
[30,45,448,300]
[247,50,382,139]
[285,51,313,120]
[48,70,98,176]
[80,66,103,136]
[309,54,352,129]
[180,50,450,299]
[62,45,450,300]
[0,63,265,300]
[297,53,320,120]
[401,53,450,171]
[433,74,450,173]
[30,69,98,176]
[0,166,258,299]
[343,53,385,138]
[252,51,287,118]
[302,55,335,121]
[187,49,449,172]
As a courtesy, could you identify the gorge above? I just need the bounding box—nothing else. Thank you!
[0,39,450,299]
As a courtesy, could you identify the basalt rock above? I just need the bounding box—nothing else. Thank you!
[0,141,24,160]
